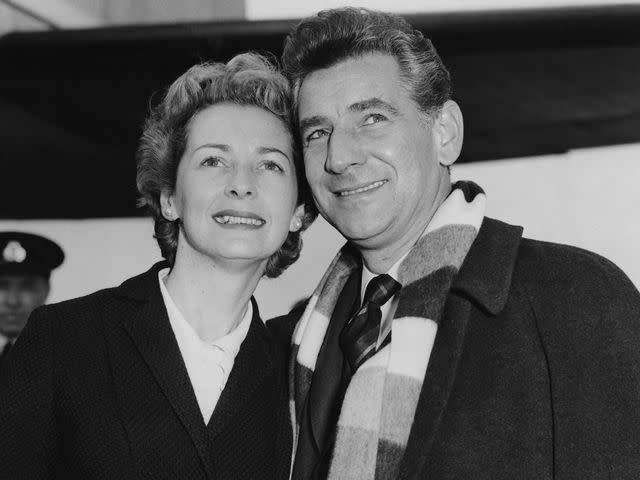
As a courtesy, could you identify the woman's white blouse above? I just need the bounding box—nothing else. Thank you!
[158,268,252,424]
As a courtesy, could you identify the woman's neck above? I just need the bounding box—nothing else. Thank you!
[164,252,265,343]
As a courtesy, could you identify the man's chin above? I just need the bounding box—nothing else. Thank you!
[337,220,390,246]
[0,317,29,338]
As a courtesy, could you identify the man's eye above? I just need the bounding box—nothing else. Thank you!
[201,156,224,167]
[259,160,284,173]
[305,129,328,142]
[363,113,387,125]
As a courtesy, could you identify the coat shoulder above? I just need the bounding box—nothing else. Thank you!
[514,236,638,303]
[29,265,162,339]
[37,286,117,317]
[510,235,640,346]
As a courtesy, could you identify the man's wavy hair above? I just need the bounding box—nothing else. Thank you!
[136,52,317,278]
[282,7,452,117]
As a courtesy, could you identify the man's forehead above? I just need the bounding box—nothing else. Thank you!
[298,54,403,119]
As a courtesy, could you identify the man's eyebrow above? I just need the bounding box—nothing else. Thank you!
[299,115,328,133]
[348,97,400,116]
[298,98,399,133]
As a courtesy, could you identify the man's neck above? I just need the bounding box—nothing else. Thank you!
[360,236,417,276]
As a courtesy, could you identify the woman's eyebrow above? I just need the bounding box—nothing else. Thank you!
[194,143,230,152]
[258,146,290,160]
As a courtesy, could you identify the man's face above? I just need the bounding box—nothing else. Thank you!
[298,53,450,254]
[0,274,49,338]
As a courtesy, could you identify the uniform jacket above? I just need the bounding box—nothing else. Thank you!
[0,336,12,369]
[270,217,640,480]
[0,263,292,480]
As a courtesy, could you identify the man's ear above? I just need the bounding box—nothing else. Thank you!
[159,190,178,221]
[434,100,464,167]
[289,204,306,233]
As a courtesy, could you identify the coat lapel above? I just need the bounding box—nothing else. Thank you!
[206,298,275,439]
[115,264,214,479]
[397,217,523,479]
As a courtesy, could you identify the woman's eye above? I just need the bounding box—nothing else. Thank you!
[260,160,284,173]
[305,129,328,142]
[201,156,224,167]
[363,113,387,125]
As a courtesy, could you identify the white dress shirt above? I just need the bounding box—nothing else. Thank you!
[158,268,252,424]
[0,333,10,353]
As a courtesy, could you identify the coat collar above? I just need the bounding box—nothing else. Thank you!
[452,217,523,315]
[113,261,169,302]
[206,300,276,439]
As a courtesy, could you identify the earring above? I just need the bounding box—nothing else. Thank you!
[292,218,302,231]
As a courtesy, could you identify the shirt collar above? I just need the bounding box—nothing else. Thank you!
[360,251,406,302]
[0,333,9,351]
[157,268,252,355]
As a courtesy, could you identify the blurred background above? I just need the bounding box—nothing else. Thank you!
[1,0,639,318]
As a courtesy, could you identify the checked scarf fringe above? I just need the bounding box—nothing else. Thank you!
[289,181,486,480]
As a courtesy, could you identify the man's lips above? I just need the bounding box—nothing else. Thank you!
[0,312,29,321]
[212,209,266,226]
[333,180,388,197]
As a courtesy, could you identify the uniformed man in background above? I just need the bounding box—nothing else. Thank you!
[0,232,64,367]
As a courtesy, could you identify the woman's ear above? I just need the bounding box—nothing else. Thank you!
[434,100,464,167]
[289,205,306,233]
[159,191,178,221]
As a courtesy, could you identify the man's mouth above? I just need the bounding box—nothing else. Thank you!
[0,312,28,322]
[336,180,387,197]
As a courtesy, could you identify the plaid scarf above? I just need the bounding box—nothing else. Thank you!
[290,181,486,479]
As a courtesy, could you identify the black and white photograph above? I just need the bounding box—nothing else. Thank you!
[1,0,639,478]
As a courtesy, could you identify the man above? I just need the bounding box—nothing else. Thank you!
[275,7,640,480]
[0,232,64,368]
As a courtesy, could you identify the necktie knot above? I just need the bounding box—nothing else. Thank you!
[362,273,401,308]
[340,274,401,374]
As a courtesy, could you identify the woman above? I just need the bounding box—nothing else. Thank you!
[0,53,316,479]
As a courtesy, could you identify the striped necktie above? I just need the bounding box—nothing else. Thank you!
[339,273,401,373]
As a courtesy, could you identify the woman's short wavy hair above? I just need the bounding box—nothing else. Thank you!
[136,52,317,278]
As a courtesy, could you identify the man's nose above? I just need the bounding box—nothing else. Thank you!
[325,129,366,174]
[224,166,256,199]
[4,288,21,308]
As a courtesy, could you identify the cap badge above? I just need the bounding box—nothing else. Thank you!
[2,241,27,263]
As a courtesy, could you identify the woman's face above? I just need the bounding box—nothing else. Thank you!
[162,103,303,271]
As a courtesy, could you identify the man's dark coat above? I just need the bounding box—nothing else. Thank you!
[0,264,292,479]
[270,217,640,480]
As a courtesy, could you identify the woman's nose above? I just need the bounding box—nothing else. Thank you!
[224,167,255,199]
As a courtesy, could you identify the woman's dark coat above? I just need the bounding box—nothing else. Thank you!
[0,264,292,479]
